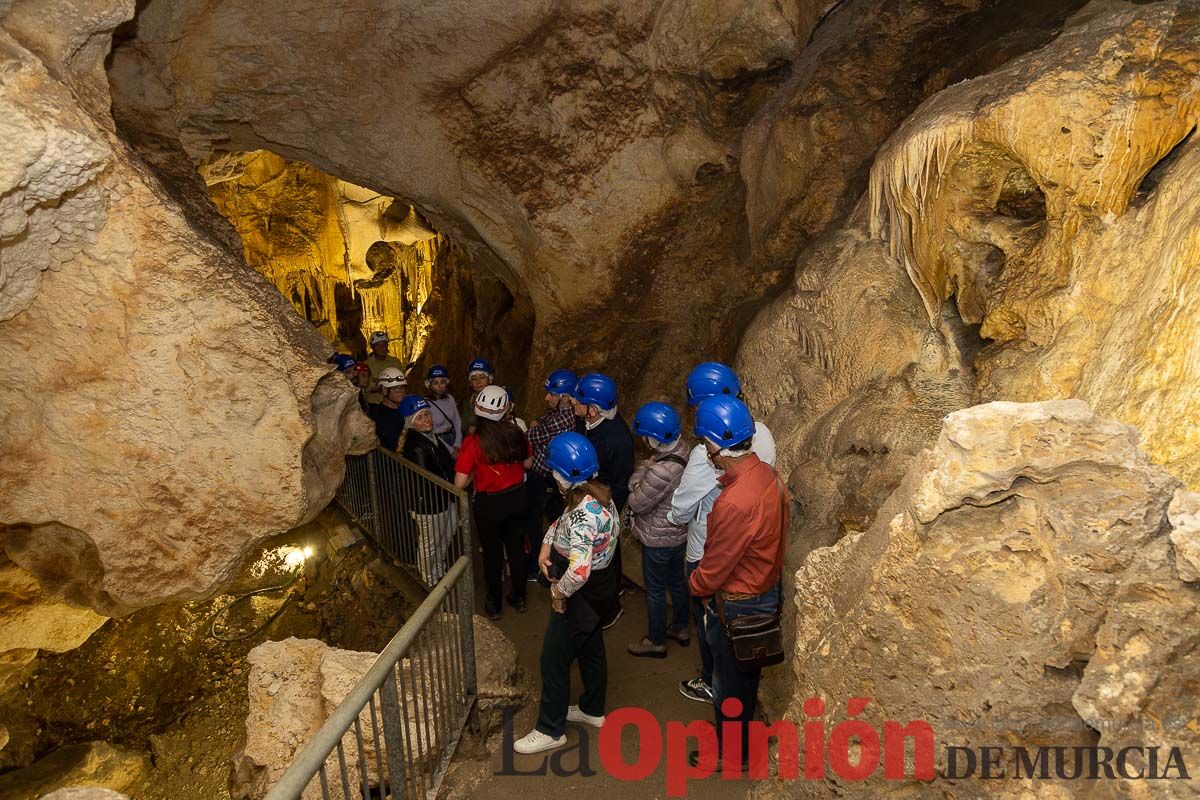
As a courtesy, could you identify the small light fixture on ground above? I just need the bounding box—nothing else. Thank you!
[284,546,313,569]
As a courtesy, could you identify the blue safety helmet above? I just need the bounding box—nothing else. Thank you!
[632,402,682,444]
[426,364,449,381]
[467,357,494,376]
[546,432,599,487]
[685,362,741,406]
[331,354,357,372]
[399,396,430,418]
[544,369,578,396]
[694,396,754,448]
[573,373,618,411]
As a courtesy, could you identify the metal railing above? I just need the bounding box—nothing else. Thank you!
[263,555,477,800]
[336,446,466,589]
[261,447,478,800]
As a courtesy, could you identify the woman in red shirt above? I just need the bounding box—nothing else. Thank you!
[455,385,533,619]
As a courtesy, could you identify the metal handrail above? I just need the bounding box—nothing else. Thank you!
[338,447,467,589]
[376,444,462,495]
[263,555,472,800]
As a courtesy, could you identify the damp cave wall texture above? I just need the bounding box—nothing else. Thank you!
[2,0,1200,785]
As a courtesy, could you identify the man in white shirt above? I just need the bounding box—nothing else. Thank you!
[668,362,776,704]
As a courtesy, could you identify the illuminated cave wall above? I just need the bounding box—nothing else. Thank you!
[202,150,443,362]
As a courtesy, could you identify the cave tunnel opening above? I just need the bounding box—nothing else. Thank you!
[200,150,448,369]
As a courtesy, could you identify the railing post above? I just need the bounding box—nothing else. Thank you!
[456,492,479,732]
[366,449,382,541]
[378,669,410,800]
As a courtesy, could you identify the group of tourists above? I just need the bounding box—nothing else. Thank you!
[328,335,788,771]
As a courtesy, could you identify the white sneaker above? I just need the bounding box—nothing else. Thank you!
[513,729,568,754]
[567,705,605,727]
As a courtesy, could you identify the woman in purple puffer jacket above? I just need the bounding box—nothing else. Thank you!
[625,402,691,658]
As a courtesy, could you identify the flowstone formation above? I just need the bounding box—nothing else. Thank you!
[769,400,1200,798]
[742,0,1200,566]
[868,0,1200,488]
[0,0,374,650]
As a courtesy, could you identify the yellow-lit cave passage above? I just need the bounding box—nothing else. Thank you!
[203,150,444,363]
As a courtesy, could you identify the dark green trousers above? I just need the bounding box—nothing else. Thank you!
[535,611,607,738]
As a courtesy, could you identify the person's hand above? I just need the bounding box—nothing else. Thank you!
[550,586,566,613]
[529,418,540,428]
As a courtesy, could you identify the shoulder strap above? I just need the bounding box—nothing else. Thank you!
[428,397,453,425]
[773,473,789,616]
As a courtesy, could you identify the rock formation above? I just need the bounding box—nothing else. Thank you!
[232,619,518,800]
[771,400,1198,797]
[105,0,820,401]
[0,741,148,800]
[42,789,130,800]
[738,4,1200,697]
[0,555,105,693]
[0,0,375,641]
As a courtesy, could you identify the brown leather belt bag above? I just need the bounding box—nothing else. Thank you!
[716,594,784,671]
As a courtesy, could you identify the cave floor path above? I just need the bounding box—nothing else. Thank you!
[466,572,750,800]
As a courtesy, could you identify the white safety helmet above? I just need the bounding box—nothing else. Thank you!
[378,366,407,389]
[473,385,509,421]
[369,331,389,346]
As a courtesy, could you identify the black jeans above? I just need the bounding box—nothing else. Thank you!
[536,610,607,738]
[473,485,529,606]
[704,586,780,762]
[686,560,713,685]
[525,472,557,573]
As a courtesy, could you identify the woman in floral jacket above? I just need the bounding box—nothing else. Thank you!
[513,433,619,755]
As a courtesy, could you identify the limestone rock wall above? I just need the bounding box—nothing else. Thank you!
[0,3,375,634]
[770,400,1199,797]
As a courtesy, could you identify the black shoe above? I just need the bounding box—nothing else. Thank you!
[687,750,747,773]
[485,600,502,620]
[679,677,714,704]
[601,606,623,630]
[507,594,528,613]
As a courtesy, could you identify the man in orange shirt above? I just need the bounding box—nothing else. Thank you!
[687,395,788,772]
